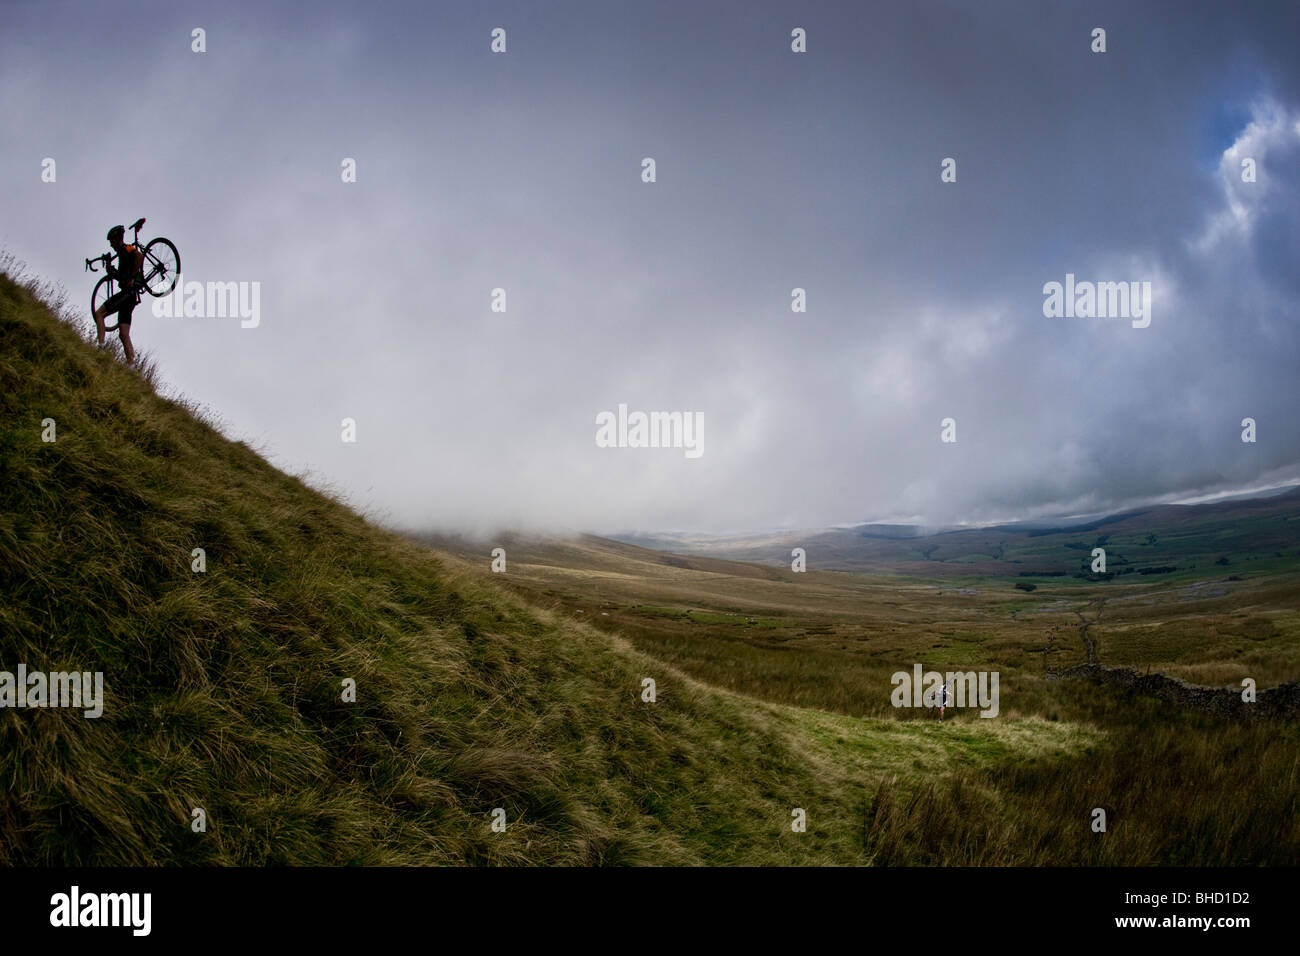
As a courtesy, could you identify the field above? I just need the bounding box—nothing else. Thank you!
[417,521,1300,864]
[3,263,1296,866]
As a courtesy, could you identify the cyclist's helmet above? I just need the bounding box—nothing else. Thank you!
[106,225,125,243]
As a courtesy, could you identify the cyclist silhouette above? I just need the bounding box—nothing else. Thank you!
[92,224,143,365]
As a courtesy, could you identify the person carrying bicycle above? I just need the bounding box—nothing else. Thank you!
[92,224,144,365]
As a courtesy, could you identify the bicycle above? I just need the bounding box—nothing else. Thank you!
[85,218,181,330]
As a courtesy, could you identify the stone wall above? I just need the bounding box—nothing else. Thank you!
[1048,664,1300,720]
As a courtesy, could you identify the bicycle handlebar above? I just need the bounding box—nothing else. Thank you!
[85,253,110,272]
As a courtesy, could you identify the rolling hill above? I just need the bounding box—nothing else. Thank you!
[610,489,1300,580]
[0,264,1107,865]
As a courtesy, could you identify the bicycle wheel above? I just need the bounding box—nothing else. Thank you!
[91,275,122,330]
[142,237,180,296]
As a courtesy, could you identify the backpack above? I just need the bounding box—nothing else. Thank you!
[119,245,143,293]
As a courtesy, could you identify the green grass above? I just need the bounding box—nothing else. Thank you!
[0,263,1103,866]
[423,516,1300,865]
[3,260,1295,866]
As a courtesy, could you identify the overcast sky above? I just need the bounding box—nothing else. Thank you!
[3,0,1298,535]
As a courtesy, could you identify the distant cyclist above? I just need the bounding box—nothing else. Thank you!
[92,224,143,365]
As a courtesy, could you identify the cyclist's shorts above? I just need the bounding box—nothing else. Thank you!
[102,289,139,325]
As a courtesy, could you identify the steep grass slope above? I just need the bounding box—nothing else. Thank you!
[0,267,1101,865]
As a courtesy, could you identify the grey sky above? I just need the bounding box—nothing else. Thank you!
[3,0,1298,535]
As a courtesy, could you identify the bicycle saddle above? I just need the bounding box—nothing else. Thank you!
[130,217,146,232]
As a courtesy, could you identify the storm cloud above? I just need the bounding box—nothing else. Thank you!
[3,0,1297,534]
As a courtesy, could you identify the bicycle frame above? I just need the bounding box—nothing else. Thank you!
[85,221,145,289]
[85,219,179,310]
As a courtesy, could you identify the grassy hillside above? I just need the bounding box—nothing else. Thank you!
[419,531,1300,864]
[3,263,1294,866]
[0,264,1107,866]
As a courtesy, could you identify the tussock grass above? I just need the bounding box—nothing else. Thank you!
[0,266,1097,865]
[5,262,1290,865]
[860,699,1300,865]
[426,518,1300,864]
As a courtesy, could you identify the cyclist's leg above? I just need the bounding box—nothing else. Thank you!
[118,307,135,365]
[93,302,108,345]
[94,290,128,345]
